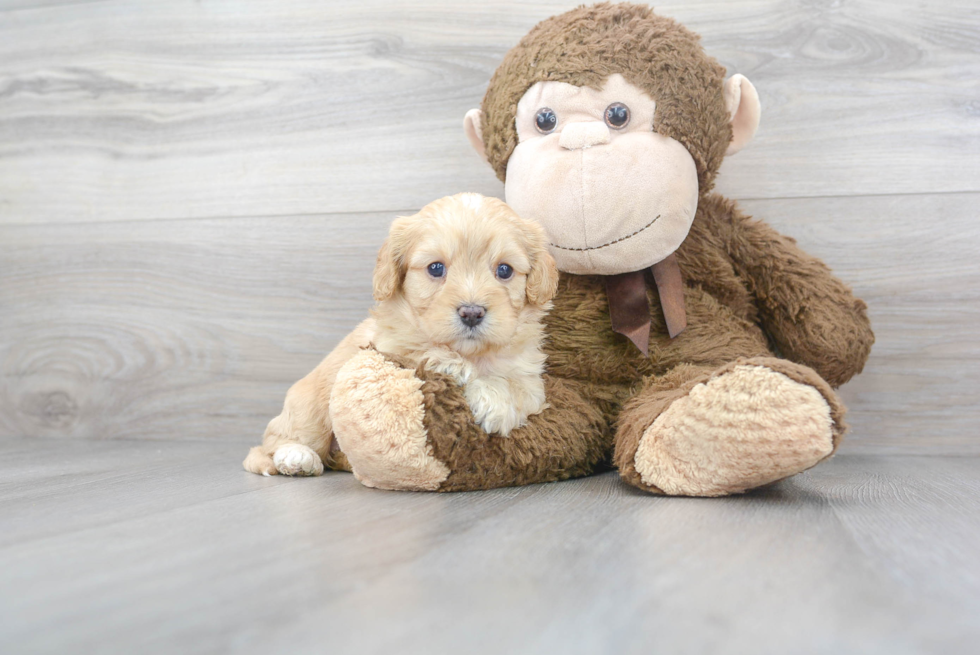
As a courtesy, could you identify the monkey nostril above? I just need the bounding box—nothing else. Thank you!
[458,304,486,328]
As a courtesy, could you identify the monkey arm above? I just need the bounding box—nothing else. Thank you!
[330,347,611,491]
[721,206,874,387]
[418,371,610,491]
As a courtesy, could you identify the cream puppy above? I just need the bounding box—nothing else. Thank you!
[371,193,559,436]
[243,193,559,477]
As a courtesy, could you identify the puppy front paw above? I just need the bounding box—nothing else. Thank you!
[464,379,524,437]
[272,443,325,477]
[465,374,549,437]
[424,351,473,385]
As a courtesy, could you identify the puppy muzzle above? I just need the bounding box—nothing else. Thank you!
[457,304,486,328]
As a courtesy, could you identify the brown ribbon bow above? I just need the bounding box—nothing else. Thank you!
[603,253,687,355]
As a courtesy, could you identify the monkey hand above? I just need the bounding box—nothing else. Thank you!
[330,348,451,491]
[330,348,607,492]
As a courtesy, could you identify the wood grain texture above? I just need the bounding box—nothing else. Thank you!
[2,192,978,452]
[1,438,978,654]
[0,0,978,224]
[0,211,392,441]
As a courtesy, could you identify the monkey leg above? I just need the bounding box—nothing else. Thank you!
[614,357,847,497]
[329,348,610,492]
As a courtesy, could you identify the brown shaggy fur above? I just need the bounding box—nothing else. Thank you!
[542,193,873,389]
[417,369,611,492]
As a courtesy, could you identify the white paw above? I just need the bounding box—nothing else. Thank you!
[424,352,473,385]
[272,443,324,477]
[465,379,523,437]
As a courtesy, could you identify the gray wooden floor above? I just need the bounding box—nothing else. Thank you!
[2,437,979,654]
[2,0,980,652]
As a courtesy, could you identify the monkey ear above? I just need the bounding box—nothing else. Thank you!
[463,108,490,165]
[724,74,761,156]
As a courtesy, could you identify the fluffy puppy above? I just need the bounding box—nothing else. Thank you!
[243,193,559,477]
[371,193,559,436]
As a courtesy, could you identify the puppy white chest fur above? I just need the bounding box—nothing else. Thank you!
[424,341,548,437]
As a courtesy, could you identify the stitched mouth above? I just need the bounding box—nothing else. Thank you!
[549,214,661,252]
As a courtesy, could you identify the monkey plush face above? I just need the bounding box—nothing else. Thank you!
[505,73,699,275]
[463,3,761,276]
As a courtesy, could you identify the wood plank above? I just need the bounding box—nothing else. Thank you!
[0,437,292,548]
[1,439,977,653]
[1,192,978,452]
[1,0,978,224]
[0,0,106,13]
[0,211,391,442]
[805,455,980,616]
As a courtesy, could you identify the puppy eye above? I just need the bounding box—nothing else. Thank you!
[534,108,557,134]
[605,102,630,129]
[427,262,446,278]
[496,263,514,280]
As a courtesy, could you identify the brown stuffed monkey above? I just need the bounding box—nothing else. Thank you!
[248,3,874,496]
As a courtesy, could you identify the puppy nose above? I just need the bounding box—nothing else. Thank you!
[458,304,486,328]
[559,121,610,150]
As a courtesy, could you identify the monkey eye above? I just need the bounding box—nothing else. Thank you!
[605,102,630,129]
[427,262,446,278]
[496,263,514,280]
[534,108,558,134]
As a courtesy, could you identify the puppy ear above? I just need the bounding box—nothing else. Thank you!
[372,216,414,301]
[523,222,560,305]
[527,249,559,306]
[372,239,399,301]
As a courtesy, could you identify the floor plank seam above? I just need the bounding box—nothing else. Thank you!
[3,190,978,230]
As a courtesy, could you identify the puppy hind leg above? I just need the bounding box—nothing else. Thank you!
[242,318,376,477]
[243,408,325,477]
[273,443,324,477]
[259,397,331,477]
[243,445,278,476]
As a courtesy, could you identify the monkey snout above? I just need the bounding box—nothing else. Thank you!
[457,304,487,328]
[559,121,611,150]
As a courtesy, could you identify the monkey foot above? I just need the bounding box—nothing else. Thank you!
[633,361,842,496]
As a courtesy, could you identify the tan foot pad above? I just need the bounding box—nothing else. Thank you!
[330,350,449,491]
[635,365,834,496]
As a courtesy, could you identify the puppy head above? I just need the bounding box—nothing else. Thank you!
[373,193,559,355]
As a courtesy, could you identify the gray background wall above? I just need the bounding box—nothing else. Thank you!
[1,0,978,453]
